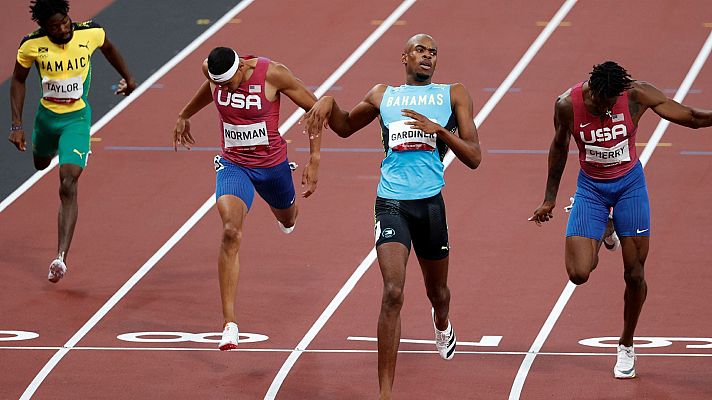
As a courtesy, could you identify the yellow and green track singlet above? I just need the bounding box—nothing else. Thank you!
[17,21,105,114]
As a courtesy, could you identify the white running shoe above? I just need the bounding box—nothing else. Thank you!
[432,308,456,360]
[277,220,295,234]
[614,344,636,379]
[48,258,67,283]
[218,322,239,351]
[603,216,620,251]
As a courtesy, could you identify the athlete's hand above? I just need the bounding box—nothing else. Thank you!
[300,97,333,139]
[301,158,319,198]
[529,201,556,226]
[402,109,443,135]
[115,78,137,96]
[173,117,195,151]
[8,129,27,152]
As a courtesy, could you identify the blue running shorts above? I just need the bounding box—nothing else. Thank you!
[566,161,650,239]
[214,156,296,210]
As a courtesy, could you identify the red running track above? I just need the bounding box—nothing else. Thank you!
[1,1,711,399]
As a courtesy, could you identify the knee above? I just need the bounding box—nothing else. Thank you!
[221,225,243,249]
[624,265,646,288]
[568,273,589,286]
[567,268,591,285]
[566,257,597,285]
[381,284,404,310]
[59,175,78,199]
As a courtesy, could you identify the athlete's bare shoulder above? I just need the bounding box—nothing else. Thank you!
[364,84,388,108]
[627,80,658,100]
[554,87,574,128]
[264,59,299,90]
[265,59,288,75]
[556,87,573,108]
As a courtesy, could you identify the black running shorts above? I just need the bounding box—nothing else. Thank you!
[374,193,449,260]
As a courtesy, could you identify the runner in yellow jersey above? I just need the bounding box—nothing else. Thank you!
[8,0,136,283]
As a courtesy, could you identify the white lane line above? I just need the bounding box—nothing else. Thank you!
[264,0,576,398]
[0,1,257,214]
[507,29,712,400]
[3,346,712,357]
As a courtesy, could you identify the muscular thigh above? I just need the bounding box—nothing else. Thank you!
[215,156,255,209]
[375,197,412,252]
[566,191,610,240]
[249,159,296,210]
[409,193,449,260]
[33,106,91,168]
[613,178,650,238]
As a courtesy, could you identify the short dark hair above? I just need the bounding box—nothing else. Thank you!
[207,47,237,75]
[588,61,633,99]
[30,0,70,24]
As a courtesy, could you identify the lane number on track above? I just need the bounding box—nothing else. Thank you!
[580,336,712,349]
[116,331,269,344]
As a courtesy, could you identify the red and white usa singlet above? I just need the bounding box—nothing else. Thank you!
[213,56,286,168]
[571,81,638,179]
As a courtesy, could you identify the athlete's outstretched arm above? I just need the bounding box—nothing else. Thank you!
[401,83,481,169]
[270,62,322,197]
[302,85,383,139]
[173,80,213,150]
[100,37,137,96]
[8,62,30,151]
[530,93,573,225]
[630,81,712,128]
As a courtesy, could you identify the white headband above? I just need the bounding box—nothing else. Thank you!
[208,50,240,83]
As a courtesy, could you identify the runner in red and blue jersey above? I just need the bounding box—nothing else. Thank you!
[173,47,321,351]
[531,61,712,379]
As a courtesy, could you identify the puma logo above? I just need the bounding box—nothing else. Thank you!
[78,41,89,49]
[73,149,86,159]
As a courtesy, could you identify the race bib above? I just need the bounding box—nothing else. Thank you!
[42,75,83,101]
[388,119,437,151]
[585,139,630,165]
[223,121,269,148]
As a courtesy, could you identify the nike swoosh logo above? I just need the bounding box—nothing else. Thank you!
[636,228,649,234]
[579,122,591,128]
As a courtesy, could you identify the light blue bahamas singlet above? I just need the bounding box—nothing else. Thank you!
[376,83,457,200]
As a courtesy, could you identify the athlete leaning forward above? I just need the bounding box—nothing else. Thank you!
[173,47,321,350]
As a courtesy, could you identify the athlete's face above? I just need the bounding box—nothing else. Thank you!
[213,59,245,92]
[402,35,438,83]
[590,92,618,116]
[42,13,73,45]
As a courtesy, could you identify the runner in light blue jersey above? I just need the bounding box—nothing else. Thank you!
[302,34,482,399]
[377,83,456,199]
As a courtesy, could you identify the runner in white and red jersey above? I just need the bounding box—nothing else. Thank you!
[172,47,321,351]
[531,61,712,379]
